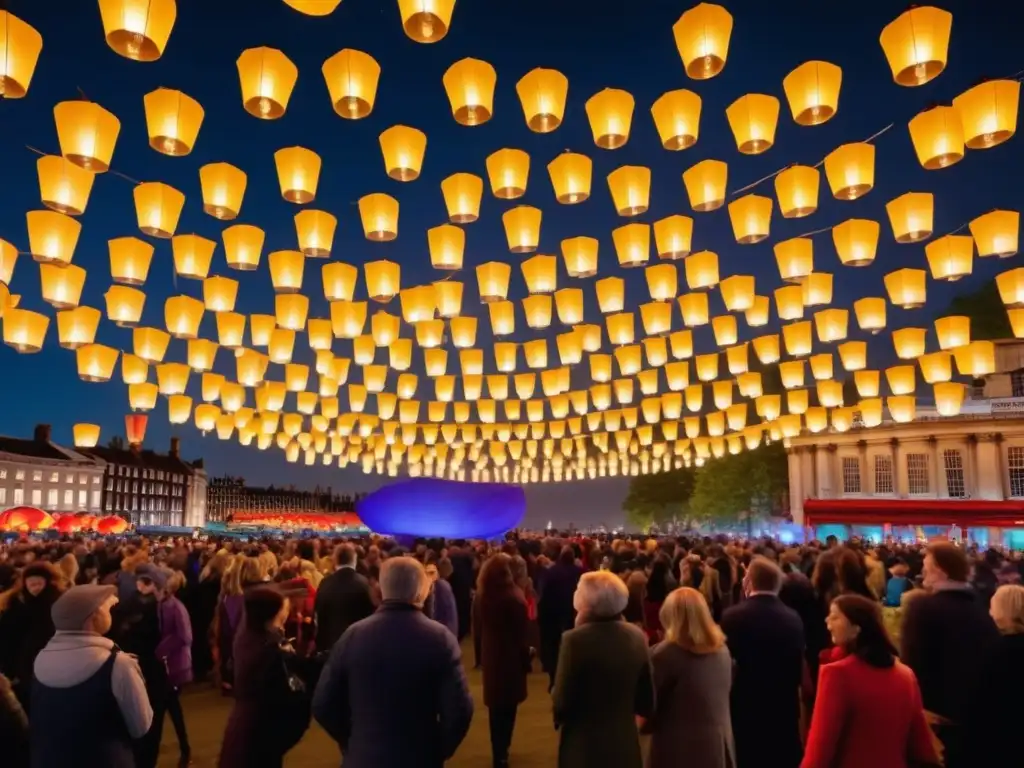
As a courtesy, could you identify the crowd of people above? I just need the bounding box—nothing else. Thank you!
[0,528,1022,767]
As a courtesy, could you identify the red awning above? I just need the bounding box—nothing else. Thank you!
[803,499,1024,527]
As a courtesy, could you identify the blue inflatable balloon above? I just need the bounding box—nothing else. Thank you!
[356,478,526,539]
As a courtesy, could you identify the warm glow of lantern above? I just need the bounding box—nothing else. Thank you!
[268,250,305,293]
[364,260,401,303]
[726,94,779,154]
[596,277,625,314]
[650,89,701,150]
[322,47,380,118]
[838,340,867,371]
[919,351,952,383]
[934,382,965,416]
[379,125,427,182]
[203,276,238,314]
[892,327,926,360]
[886,192,934,243]
[295,210,336,258]
[679,292,709,327]
[433,280,463,319]
[516,67,568,133]
[802,272,833,307]
[585,88,634,149]
[544,152,592,205]
[143,87,203,162]
[440,173,482,223]
[814,308,848,343]
[26,210,81,268]
[607,165,651,216]
[274,146,321,204]
[489,301,516,336]
[522,255,558,295]
[73,423,101,448]
[561,237,598,279]
[555,288,584,325]
[712,315,737,346]
[40,263,86,309]
[330,301,366,339]
[782,60,841,126]
[682,159,727,212]
[426,224,464,271]
[908,105,965,170]
[236,47,297,119]
[773,237,812,283]
[2,308,48,353]
[275,294,309,332]
[970,210,1018,259]
[171,234,215,280]
[774,165,819,219]
[645,263,677,303]
[612,223,650,268]
[886,365,917,396]
[856,371,881,399]
[57,306,101,349]
[502,205,541,253]
[832,218,880,267]
[925,235,973,281]
[884,268,927,309]
[997,268,1024,307]
[164,295,204,339]
[719,274,754,311]
[782,320,813,357]
[774,285,804,321]
[107,236,153,285]
[0,10,43,98]
[606,312,635,346]
[823,142,875,201]
[37,156,94,216]
[477,262,512,303]
[728,195,772,244]
[879,5,952,87]
[935,315,970,350]
[854,297,887,334]
[133,181,184,238]
[672,3,733,80]
[953,340,996,377]
[443,57,496,126]
[220,224,263,271]
[54,100,121,172]
[954,79,1020,150]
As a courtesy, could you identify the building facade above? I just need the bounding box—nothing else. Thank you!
[0,425,106,515]
[205,476,360,523]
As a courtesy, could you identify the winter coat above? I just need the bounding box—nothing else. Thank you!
[0,586,60,707]
[156,596,193,688]
[473,588,530,708]
[0,673,28,768]
[426,577,459,638]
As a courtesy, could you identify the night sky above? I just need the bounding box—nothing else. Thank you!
[0,0,1021,529]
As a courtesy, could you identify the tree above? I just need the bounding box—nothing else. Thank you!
[689,441,788,528]
[622,465,695,532]
[944,279,1012,340]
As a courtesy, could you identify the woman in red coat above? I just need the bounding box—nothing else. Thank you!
[473,553,530,768]
[801,594,940,768]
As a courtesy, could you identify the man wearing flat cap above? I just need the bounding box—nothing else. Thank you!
[30,584,153,767]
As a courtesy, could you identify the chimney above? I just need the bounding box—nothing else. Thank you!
[33,424,52,443]
[169,437,180,458]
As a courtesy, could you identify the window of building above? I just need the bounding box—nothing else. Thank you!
[907,453,930,495]
[78,490,87,508]
[0,469,5,479]
[874,455,894,494]
[79,474,88,485]
[49,471,59,482]
[1009,447,1024,498]
[32,470,42,482]
[105,497,113,511]
[943,449,966,498]
[1013,370,1024,398]
[30,488,41,506]
[65,473,74,484]
[842,456,861,494]
[0,488,5,504]
[47,489,58,507]
[14,470,24,481]
[64,489,74,507]
[91,490,101,510]
[13,488,23,505]
[93,475,101,485]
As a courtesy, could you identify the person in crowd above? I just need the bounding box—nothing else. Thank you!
[884,559,913,607]
[969,583,1024,766]
[157,569,194,768]
[834,547,876,600]
[0,671,29,768]
[642,587,734,768]
[425,562,459,637]
[473,553,530,768]
[623,569,647,630]
[801,594,938,768]
[57,552,79,589]
[314,543,376,652]
[0,562,62,711]
[510,554,540,654]
[31,584,153,767]
[721,556,806,768]
[863,548,887,600]
[643,556,674,644]
[191,551,231,681]
[682,551,723,620]
[312,556,473,768]
[900,542,999,768]
[447,544,476,641]
[218,587,311,768]
[110,547,148,603]
[215,555,263,692]
[538,546,583,688]
[552,571,654,768]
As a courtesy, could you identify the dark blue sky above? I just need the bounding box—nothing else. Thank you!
[0,0,1020,528]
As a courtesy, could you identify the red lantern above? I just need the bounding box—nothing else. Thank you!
[125,413,148,446]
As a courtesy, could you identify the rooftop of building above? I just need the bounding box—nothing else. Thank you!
[0,425,103,466]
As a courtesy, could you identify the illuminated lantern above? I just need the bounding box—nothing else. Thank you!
[558,331,583,366]
[997,268,1024,307]
[726,94,779,154]
[712,315,737,346]
[953,340,996,377]
[935,315,970,350]
[171,234,215,279]
[27,210,81,266]
[40,263,85,309]
[617,346,643,377]
[203,276,238,313]
[719,274,754,311]
[925,235,973,281]
[805,407,828,433]
[291,210,336,259]
[786,390,808,415]
[555,288,584,325]
[493,346,516,375]
[156,362,190,396]
[434,280,463,317]
[166,395,192,424]
[276,294,309,331]
[53,100,120,172]
[648,218,693,264]
[132,327,169,363]
[379,125,427,182]
[37,156,94,216]
[322,262,357,302]
[672,3,732,80]
[752,335,780,365]
[585,88,634,149]
[322,48,380,119]
[644,263,676,303]
[578,324,602,353]
[522,255,558,295]
[970,210,1018,258]
[371,311,401,347]
[650,89,701,150]
[771,238,811,284]
[268,328,296,364]
[2,309,47,353]
[854,297,887,334]
[57,306,100,349]
[164,295,203,339]
[886,192,933,243]
[838,340,867,371]
[695,353,719,382]
[236,47,297,119]
[908,105,964,170]
[821,145,875,205]
[814,308,848,343]
[442,57,495,126]
[607,166,650,216]
[222,224,264,271]
[832,218,879,267]
[887,396,915,424]
[612,223,650,268]
[682,159,727,211]
[104,237,153,287]
[399,285,436,324]
[934,382,965,416]
[303,318,331,350]
[607,312,635,346]
[427,224,464,271]
[358,193,398,241]
[561,236,598,278]
[268,250,304,293]
[546,152,592,205]
[461,349,484,376]
[728,345,750,376]
[217,313,245,348]
[0,239,14,284]
[0,10,42,97]
[489,301,515,336]
[476,262,511,303]
[893,328,926,360]
[919,351,952,383]
[879,5,952,87]
[73,423,101,449]
[524,339,548,370]
[194,404,220,434]
[274,146,321,204]
[352,335,375,365]
[502,205,541,253]
[331,300,367,339]
[440,173,482,223]
[679,292,708,327]
[802,272,832,307]
[884,268,927,308]
[782,60,842,125]
[130,382,158,411]
[728,195,772,244]
[363,260,399,303]
[133,182,184,238]
[522,295,552,329]
[782,320,813,357]
[515,67,568,133]
[885,365,916,396]
[195,163,247,222]
[954,79,1019,150]
[187,339,218,372]
[774,165,819,219]
[643,335,669,366]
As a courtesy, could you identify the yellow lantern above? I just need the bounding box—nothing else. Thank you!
[774,285,804,320]
[352,335,375,365]
[970,210,1018,259]
[804,406,828,433]
[524,339,548,370]
[331,300,365,339]
[679,292,708,327]
[165,394,192,424]
[886,396,915,424]
[0,10,42,97]
[831,218,880,267]
[40,263,85,309]
[53,100,120,172]
[440,173,482,223]
[649,215,693,261]
[221,224,264,271]
[908,105,964,170]
[461,349,485,376]
[954,79,1020,150]
[426,223,464,271]
[933,382,965,416]
[695,353,719,383]
[786,390,809,415]
[837,340,866,371]
[502,205,541,253]
[164,295,204,339]
[782,320,813,357]
[886,192,933,243]
[236,349,269,387]
[194,163,246,221]
[953,341,996,377]
[105,236,152,285]
[522,295,552,329]
[268,250,304,293]
[879,6,952,87]
[719,274,754,311]
[142,87,205,162]
[477,262,511,303]
[802,272,832,307]
[129,382,159,411]
[728,194,772,244]
[322,48,380,119]
[132,326,169,363]
[522,255,558,295]
[745,295,770,327]
[884,268,927,309]
[236,47,297,119]
[434,280,463,318]
[727,345,750,376]
[57,306,100,349]
[0,239,15,284]
[187,338,218,372]
[274,146,321,204]
[672,3,733,80]
[99,0,176,60]
[854,297,887,334]
[276,294,309,331]
[726,94,780,154]
[442,57,495,126]
[371,311,400,347]
[449,317,476,349]
[515,67,568,133]
[616,346,643,378]
[546,152,592,205]
[73,423,101,448]
[650,89,701,149]
[585,88,634,149]
[489,301,516,336]
[782,60,842,126]
[390,339,413,373]
[682,159,727,212]
[607,312,635,346]
[364,260,400,303]
[814,308,848,343]
[379,125,427,182]
[26,210,81,267]
[358,193,399,241]
[925,235,973,282]
[644,263,677,303]
[774,165,819,219]
[821,144,875,203]
[133,181,184,238]
[156,361,190,396]
[997,268,1024,307]
[935,315,970,350]
[643,335,669,366]
[555,288,584,325]
[886,365,916,396]
[557,330,583,366]
[712,315,737,346]
[399,285,436,324]
[607,166,650,216]
[596,277,625,313]
[2,308,48,353]
[753,334,781,365]
[892,327,926,360]
[559,236,598,278]
[171,234,215,280]
[293,210,337,259]
[321,262,357,303]
[919,351,952,384]
[203,276,238,313]
[37,156,94,217]
[612,223,650,268]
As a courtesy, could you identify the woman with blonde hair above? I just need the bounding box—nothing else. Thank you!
[971,584,1024,765]
[216,557,264,693]
[57,553,79,589]
[641,587,735,768]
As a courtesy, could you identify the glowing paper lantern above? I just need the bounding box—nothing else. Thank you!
[838,340,867,371]
[133,182,184,238]
[970,210,1018,259]
[996,268,1024,307]
[156,362,190,396]
[726,94,780,154]
[164,295,204,339]
[782,321,813,357]
[268,250,304,293]
[712,315,737,346]
[40,263,86,309]
[824,142,875,201]
[879,5,952,87]
[954,79,1020,150]
[236,47,297,119]
[934,382,965,416]
[925,235,973,281]
[171,234,215,279]
[222,224,263,271]
[53,100,121,172]
[607,166,651,216]
[774,165,819,219]
[440,173,482,223]
[187,338,218,372]
[728,195,772,245]
[522,255,557,295]
[276,294,309,331]
[679,292,709,327]
[682,159,727,211]
[398,0,455,43]
[908,106,964,170]
[434,281,463,318]
[745,296,770,327]
[607,312,635,346]
[291,210,335,259]
[954,341,996,377]
[612,223,650,268]
[203,276,238,313]
[37,156,94,217]
[775,286,803,320]
[27,210,82,268]
[358,193,399,241]
[585,88,634,149]
[561,237,598,278]
[802,273,832,307]
[442,57,496,126]
[379,125,427,181]
[515,67,568,133]
[365,260,400,302]
[217,313,245,348]
[99,0,176,60]
[400,285,436,324]
[832,219,879,267]
[196,162,246,220]
[274,147,321,204]
[322,262,357,303]
[650,89,701,150]
[2,309,48,353]
[934,315,970,350]
[555,288,584,325]
[854,298,887,334]
[57,306,100,349]
[73,423,101,448]
[782,60,841,126]
[856,372,881,399]
[322,48,380,119]
[477,262,511,303]
[0,11,43,98]
[884,268,927,309]
[501,206,541,254]
[672,3,733,80]
[645,263,677,303]
[814,309,848,343]
[892,328,927,360]
[886,192,933,243]
[887,396,915,424]
[596,277,625,314]
[547,153,591,204]
[919,351,952,383]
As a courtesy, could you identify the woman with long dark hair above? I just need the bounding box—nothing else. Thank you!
[801,595,938,768]
[473,553,530,768]
[643,556,673,644]
[0,562,63,712]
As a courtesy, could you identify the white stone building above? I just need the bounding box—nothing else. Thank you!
[0,425,107,514]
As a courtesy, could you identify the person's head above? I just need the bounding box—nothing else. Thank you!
[437,556,453,580]
[558,545,576,566]
[923,542,969,588]
[380,556,430,607]
[135,563,170,597]
[660,587,725,653]
[744,556,784,596]
[477,553,515,599]
[22,562,56,597]
[52,584,118,635]
[990,584,1024,635]
[573,570,628,621]
[889,558,909,578]
[510,554,528,584]
[827,594,897,668]
[835,547,871,597]
[334,543,357,569]
[244,586,290,633]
